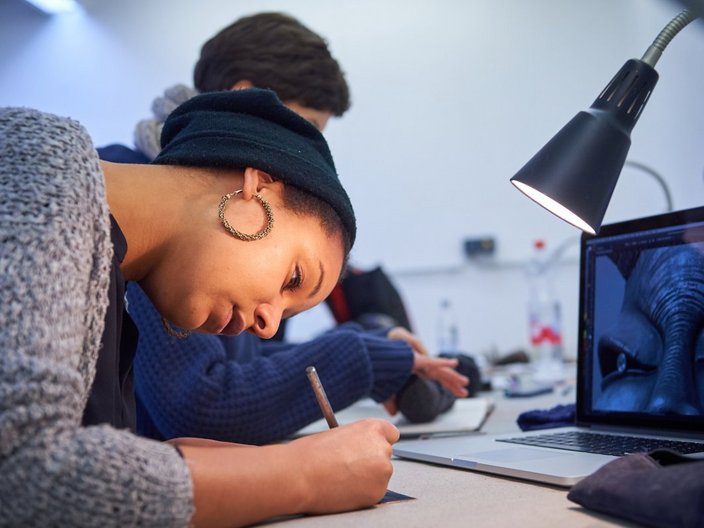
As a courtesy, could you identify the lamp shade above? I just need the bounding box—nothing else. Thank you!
[511,59,659,234]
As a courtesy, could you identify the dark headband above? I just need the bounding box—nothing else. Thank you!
[153,88,356,246]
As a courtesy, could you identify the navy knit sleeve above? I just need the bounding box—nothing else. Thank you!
[362,333,414,402]
[96,144,151,164]
[327,322,414,402]
[129,282,413,445]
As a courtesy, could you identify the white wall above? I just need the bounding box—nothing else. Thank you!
[2,0,704,358]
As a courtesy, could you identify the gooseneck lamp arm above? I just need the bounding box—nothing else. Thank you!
[624,160,674,212]
[510,10,696,235]
[641,10,697,67]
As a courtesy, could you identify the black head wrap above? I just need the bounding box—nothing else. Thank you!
[153,88,356,246]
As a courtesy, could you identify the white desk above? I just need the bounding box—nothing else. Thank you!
[262,390,637,527]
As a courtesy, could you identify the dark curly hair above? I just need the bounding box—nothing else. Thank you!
[281,184,352,260]
[193,12,350,116]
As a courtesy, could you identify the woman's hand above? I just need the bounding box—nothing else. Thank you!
[180,418,399,527]
[385,326,430,356]
[385,326,470,398]
[412,353,469,397]
[288,419,399,513]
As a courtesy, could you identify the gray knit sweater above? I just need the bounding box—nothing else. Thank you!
[0,108,193,527]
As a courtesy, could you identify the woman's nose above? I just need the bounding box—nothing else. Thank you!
[250,303,282,339]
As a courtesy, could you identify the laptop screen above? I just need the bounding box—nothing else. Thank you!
[577,206,704,432]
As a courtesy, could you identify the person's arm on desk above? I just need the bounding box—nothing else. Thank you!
[131,285,468,443]
[176,419,399,527]
[386,326,469,395]
[383,326,470,415]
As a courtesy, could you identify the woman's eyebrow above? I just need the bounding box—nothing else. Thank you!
[307,261,324,299]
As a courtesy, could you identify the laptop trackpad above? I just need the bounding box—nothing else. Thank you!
[459,447,571,463]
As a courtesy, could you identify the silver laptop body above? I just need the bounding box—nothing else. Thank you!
[394,206,704,486]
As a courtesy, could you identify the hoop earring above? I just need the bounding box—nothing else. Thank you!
[218,190,274,241]
[161,317,191,339]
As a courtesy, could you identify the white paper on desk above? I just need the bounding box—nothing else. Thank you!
[293,397,493,438]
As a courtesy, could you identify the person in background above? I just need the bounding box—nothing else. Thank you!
[99,12,347,164]
[1,89,400,527]
[98,12,468,444]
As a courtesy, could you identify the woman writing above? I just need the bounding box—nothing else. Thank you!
[0,89,415,527]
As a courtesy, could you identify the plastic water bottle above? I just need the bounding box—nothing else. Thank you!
[526,240,563,367]
[436,298,459,354]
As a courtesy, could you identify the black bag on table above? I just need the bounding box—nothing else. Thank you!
[325,266,412,331]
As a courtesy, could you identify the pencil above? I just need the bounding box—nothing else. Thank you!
[305,366,339,428]
[306,366,412,505]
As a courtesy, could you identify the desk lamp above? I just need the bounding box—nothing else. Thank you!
[510,9,697,234]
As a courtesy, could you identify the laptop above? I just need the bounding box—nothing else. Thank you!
[394,206,704,486]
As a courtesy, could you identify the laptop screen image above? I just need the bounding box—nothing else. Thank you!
[577,206,704,433]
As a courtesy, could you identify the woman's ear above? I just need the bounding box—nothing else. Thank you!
[242,168,275,200]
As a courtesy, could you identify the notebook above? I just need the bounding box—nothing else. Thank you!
[293,397,494,439]
[394,206,704,486]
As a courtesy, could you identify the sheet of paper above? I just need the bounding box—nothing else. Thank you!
[378,489,414,504]
[293,397,494,439]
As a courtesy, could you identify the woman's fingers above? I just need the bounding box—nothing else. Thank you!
[413,353,470,397]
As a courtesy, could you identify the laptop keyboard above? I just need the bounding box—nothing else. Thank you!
[497,431,704,456]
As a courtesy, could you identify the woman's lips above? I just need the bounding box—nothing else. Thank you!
[219,309,246,336]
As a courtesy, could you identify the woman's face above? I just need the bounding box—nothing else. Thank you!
[140,185,345,340]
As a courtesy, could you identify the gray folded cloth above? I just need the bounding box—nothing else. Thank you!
[134,84,199,160]
[567,448,704,528]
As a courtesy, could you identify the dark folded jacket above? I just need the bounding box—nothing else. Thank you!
[567,449,704,528]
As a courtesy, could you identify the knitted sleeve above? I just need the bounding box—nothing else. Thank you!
[129,282,413,445]
[0,108,193,527]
